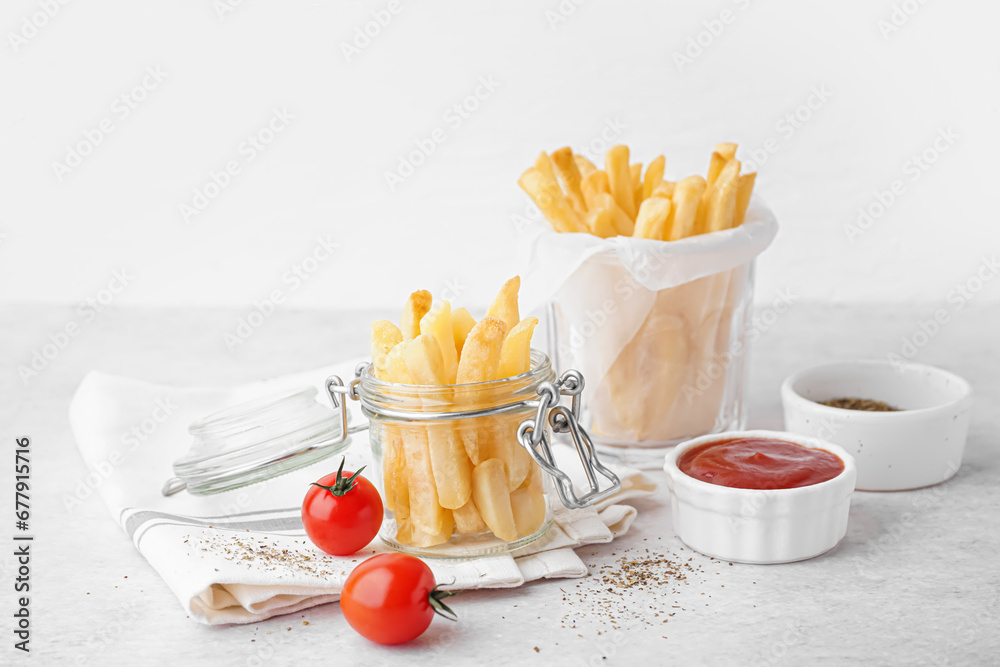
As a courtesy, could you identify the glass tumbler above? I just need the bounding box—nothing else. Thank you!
[547,259,756,468]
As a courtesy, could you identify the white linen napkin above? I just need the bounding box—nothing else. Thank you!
[68,359,657,625]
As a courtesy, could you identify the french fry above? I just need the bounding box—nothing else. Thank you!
[385,341,414,383]
[581,170,610,211]
[484,280,531,487]
[704,144,737,219]
[518,168,588,234]
[734,172,756,226]
[452,307,476,357]
[381,428,410,519]
[456,317,507,383]
[404,334,472,510]
[594,193,635,237]
[642,155,666,200]
[419,300,459,384]
[381,339,414,521]
[399,425,450,535]
[370,320,403,379]
[486,276,520,332]
[401,290,432,341]
[705,160,740,233]
[630,163,643,209]
[574,154,597,179]
[461,279,520,467]
[495,316,539,489]
[715,142,738,161]
[396,515,453,548]
[404,333,447,384]
[605,145,637,220]
[453,497,489,534]
[706,151,727,189]
[486,414,531,490]
[472,458,518,542]
[517,453,540,490]
[486,416,533,491]
[659,197,677,241]
[632,197,672,240]
[498,317,538,379]
[551,147,587,213]
[455,402,486,465]
[458,316,523,483]
[585,208,617,238]
[695,184,712,231]
[668,175,707,240]
[510,469,546,537]
[651,180,675,199]
[425,420,473,510]
[534,151,558,184]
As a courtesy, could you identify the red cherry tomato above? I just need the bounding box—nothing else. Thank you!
[302,458,383,556]
[340,553,458,645]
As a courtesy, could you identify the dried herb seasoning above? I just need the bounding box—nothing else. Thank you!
[819,397,900,412]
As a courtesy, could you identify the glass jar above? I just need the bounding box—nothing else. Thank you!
[328,351,621,558]
[547,260,756,469]
[162,387,352,496]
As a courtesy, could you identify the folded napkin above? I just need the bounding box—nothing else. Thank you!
[68,360,657,625]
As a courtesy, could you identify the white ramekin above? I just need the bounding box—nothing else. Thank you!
[781,360,973,491]
[663,430,856,564]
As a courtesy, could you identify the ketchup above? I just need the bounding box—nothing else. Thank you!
[678,437,844,490]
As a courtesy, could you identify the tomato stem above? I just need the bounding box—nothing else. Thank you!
[428,584,459,621]
[310,457,366,498]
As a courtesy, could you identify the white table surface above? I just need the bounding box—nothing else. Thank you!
[2,302,997,666]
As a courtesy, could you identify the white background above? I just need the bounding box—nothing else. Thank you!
[3,0,998,312]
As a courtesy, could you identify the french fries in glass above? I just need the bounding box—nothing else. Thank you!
[368,277,549,550]
[518,144,760,447]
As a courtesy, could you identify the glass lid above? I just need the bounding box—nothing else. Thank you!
[162,386,354,496]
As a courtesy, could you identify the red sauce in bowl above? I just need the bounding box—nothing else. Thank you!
[678,437,844,490]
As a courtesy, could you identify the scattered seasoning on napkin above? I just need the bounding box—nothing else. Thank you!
[559,544,717,630]
[185,532,347,579]
[819,397,900,412]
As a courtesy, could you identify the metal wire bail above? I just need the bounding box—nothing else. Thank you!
[517,370,622,510]
[325,366,369,444]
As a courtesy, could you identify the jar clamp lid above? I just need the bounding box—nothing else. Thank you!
[327,361,622,511]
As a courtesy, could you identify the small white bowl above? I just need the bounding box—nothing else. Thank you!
[781,360,973,491]
[663,430,856,564]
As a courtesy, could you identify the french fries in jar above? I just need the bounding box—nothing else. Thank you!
[360,278,556,556]
[518,143,770,458]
